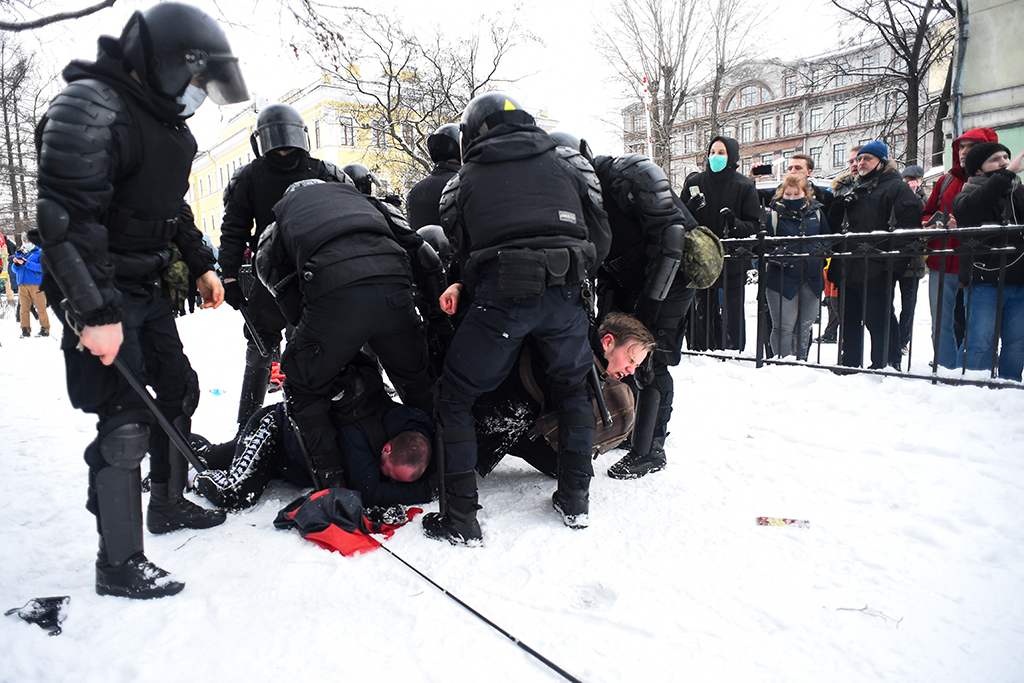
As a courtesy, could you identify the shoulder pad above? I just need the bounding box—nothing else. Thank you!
[382,200,411,232]
[438,173,461,231]
[611,155,674,213]
[38,79,125,185]
[319,160,355,186]
[223,163,252,205]
[555,147,604,210]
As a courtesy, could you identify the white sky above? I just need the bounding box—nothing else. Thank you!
[19,0,852,155]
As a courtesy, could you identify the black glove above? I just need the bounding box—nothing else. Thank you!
[686,193,706,214]
[842,192,858,207]
[719,207,736,232]
[223,279,247,310]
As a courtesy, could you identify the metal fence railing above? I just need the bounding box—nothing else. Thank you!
[683,224,1024,389]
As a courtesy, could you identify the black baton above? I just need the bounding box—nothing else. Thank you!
[589,363,612,428]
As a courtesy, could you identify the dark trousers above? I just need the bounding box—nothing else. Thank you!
[439,279,593,475]
[282,281,432,481]
[60,285,199,485]
[839,281,902,369]
[897,275,921,349]
[243,280,290,364]
[689,279,745,351]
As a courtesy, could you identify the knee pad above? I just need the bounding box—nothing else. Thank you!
[182,368,200,417]
[99,423,150,470]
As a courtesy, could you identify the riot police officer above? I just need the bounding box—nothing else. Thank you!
[35,3,248,598]
[256,179,445,491]
[423,93,611,544]
[551,133,701,480]
[406,124,461,230]
[220,103,348,433]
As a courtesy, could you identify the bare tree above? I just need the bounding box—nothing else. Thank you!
[704,0,759,143]
[597,0,704,181]
[0,0,118,31]
[289,1,536,187]
[830,0,956,165]
[0,35,45,236]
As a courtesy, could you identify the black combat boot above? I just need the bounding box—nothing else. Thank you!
[236,346,272,437]
[608,385,666,480]
[147,447,226,534]
[422,470,482,546]
[553,450,592,529]
[96,543,184,599]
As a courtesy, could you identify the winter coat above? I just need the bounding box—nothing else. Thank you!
[406,160,459,231]
[921,127,1000,274]
[681,136,761,283]
[10,245,44,286]
[764,199,827,299]
[951,169,1024,286]
[827,166,922,288]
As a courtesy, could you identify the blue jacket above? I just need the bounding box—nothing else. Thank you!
[11,246,44,286]
[765,199,827,299]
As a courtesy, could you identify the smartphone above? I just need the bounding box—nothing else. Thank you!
[752,164,773,176]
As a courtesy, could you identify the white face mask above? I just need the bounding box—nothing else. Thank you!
[177,83,207,118]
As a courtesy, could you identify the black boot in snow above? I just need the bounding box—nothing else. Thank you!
[422,471,482,546]
[608,437,667,480]
[147,481,226,533]
[96,550,184,599]
[553,450,592,528]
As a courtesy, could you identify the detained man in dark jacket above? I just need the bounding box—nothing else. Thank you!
[682,136,761,351]
[951,142,1024,380]
[829,141,923,370]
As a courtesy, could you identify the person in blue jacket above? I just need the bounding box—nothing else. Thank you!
[9,233,50,337]
[764,174,827,360]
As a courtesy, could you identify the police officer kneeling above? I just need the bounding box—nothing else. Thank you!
[425,92,611,544]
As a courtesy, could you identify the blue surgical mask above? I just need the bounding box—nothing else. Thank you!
[177,84,207,118]
[782,197,804,211]
[709,155,728,173]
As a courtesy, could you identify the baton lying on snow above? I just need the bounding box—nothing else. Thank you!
[61,301,207,473]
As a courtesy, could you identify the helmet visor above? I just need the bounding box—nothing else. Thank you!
[190,53,249,105]
[258,123,308,154]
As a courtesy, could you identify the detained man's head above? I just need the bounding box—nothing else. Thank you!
[598,313,657,381]
[380,431,432,482]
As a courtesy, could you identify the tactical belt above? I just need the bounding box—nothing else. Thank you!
[492,247,586,299]
[103,206,178,240]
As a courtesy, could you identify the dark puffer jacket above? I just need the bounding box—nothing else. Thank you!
[951,169,1024,286]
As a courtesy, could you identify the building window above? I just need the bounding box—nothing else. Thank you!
[201,215,207,232]
[340,117,356,146]
[859,100,873,123]
[782,113,796,136]
[704,97,713,115]
[784,74,797,98]
[206,174,211,195]
[313,119,321,149]
[884,92,907,118]
[631,114,643,133]
[684,100,696,119]
[836,64,850,87]
[373,120,388,149]
[810,146,822,169]
[832,143,845,168]
[892,133,906,160]
[738,85,757,109]
[811,68,825,89]
[860,138,874,147]
[198,178,204,197]
[810,108,823,131]
[759,86,773,103]
[834,102,847,128]
[684,133,695,154]
[761,153,774,166]
[742,159,751,176]
[761,117,774,140]
[862,55,876,78]
[740,121,754,143]
[723,126,735,139]
[218,167,224,189]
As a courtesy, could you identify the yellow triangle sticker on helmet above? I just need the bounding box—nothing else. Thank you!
[504,99,517,111]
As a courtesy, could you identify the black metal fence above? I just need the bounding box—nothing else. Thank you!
[682,224,1024,389]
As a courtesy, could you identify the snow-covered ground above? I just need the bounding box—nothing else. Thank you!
[2,281,1023,683]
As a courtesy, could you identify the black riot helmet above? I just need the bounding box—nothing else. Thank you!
[460,92,534,155]
[427,124,461,163]
[342,163,379,196]
[119,2,248,104]
[251,104,309,157]
[549,131,580,151]
[417,225,452,267]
